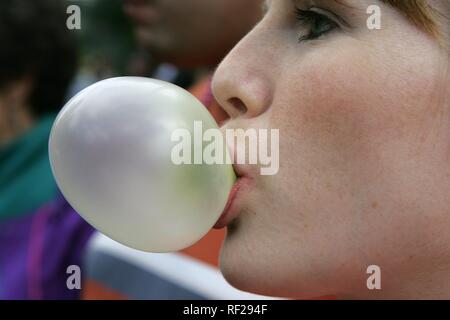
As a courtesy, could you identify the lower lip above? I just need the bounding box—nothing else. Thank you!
[213,176,252,229]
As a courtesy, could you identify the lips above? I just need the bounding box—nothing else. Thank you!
[213,174,252,229]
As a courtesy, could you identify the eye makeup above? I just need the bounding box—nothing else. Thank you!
[293,1,354,42]
[295,8,339,41]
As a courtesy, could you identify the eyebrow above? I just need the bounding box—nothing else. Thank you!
[330,0,362,12]
[330,0,357,8]
[264,0,361,14]
[293,0,360,11]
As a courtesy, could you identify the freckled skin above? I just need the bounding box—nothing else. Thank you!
[212,0,450,299]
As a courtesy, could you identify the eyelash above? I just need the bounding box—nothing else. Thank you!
[295,8,339,42]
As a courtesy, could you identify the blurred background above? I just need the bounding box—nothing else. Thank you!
[0,0,273,300]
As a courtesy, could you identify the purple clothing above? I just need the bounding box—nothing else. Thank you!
[0,194,94,300]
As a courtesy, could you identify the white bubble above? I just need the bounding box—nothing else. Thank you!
[49,77,235,252]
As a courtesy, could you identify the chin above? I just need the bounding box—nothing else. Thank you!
[219,249,272,297]
[218,219,339,299]
[218,222,268,295]
[219,247,326,299]
[218,224,291,298]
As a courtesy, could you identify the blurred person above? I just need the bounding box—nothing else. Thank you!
[0,0,94,299]
[123,0,263,123]
[123,0,263,68]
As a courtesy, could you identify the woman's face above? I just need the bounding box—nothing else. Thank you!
[212,0,450,298]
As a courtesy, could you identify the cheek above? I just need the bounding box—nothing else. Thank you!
[274,41,444,184]
[264,42,449,271]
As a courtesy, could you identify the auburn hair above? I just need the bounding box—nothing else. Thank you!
[381,0,449,42]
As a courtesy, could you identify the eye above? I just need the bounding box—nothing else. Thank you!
[295,8,339,42]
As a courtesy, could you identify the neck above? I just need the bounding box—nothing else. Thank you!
[338,260,450,299]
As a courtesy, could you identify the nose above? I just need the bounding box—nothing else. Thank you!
[211,26,274,120]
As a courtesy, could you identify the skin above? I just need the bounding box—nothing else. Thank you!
[0,79,34,146]
[123,0,263,68]
[212,0,450,299]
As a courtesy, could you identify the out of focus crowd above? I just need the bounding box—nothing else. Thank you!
[0,0,263,299]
